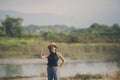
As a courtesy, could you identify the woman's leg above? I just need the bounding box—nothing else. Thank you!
[53,67,59,80]
[47,67,53,80]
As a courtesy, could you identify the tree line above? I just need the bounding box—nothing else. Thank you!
[0,16,120,43]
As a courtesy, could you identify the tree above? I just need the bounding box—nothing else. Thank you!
[1,16,23,37]
[0,25,6,36]
[89,23,101,30]
[111,24,120,34]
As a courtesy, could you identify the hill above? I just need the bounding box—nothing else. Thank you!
[0,9,77,27]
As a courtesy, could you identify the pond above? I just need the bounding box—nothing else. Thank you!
[0,60,119,78]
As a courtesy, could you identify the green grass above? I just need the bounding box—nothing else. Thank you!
[0,37,120,59]
[57,42,120,59]
[61,71,120,80]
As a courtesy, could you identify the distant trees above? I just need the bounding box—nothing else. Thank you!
[0,16,23,37]
[0,25,5,36]
[41,31,69,42]
[0,16,120,43]
[111,24,120,35]
[87,23,120,36]
[25,23,120,43]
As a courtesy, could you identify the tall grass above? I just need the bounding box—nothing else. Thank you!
[57,43,120,59]
[0,38,42,58]
[0,37,120,60]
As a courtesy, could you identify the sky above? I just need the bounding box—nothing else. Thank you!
[0,0,120,27]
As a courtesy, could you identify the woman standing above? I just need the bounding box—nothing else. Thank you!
[40,42,66,80]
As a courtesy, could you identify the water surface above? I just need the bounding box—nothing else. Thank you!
[0,61,119,78]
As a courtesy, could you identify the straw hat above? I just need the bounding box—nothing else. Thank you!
[48,42,58,49]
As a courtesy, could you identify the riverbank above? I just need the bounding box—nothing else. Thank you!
[0,76,47,80]
[0,58,46,64]
[0,72,120,80]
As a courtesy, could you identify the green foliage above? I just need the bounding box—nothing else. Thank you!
[0,26,6,36]
[41,31,69,42]
[0,37,119,59]
[69,23,120,43]
[0,16,120,43]
[0,15,23,37]
[39,23,120,43]
[23,24,71,34]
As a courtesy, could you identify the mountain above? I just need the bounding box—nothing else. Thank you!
[0,10,77,27]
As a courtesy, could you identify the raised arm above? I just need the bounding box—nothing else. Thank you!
[40,47,48,59]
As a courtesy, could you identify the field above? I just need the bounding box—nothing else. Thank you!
[0,37,120,60]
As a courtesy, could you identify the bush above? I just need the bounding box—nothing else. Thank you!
[74,73,103,80]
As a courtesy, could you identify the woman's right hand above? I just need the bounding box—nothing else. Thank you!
[40,47,45,59]
[56,66,60,70]
[40,47,49,59]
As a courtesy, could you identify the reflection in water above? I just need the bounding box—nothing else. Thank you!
[0,63,46,77]
[60,62,119,77]
[0,61,119,78]
[6,64,22,77]
[0,64,22,77]
[21,63,45,76]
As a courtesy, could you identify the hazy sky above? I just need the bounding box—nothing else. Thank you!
[0,0,120,27]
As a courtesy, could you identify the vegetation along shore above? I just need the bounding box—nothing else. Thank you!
[0,16,120,60]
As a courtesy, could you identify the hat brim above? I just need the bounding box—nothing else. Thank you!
[48,44,57,49]
[48,42,57,49]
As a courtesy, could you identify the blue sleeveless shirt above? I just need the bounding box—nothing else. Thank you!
[47,52,59,67]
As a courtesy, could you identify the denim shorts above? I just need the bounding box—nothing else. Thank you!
[47,66,59,80]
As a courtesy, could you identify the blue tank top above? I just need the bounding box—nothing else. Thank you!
[47,52,59,66]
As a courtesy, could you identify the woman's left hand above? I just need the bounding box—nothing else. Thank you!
[56,66,60,70]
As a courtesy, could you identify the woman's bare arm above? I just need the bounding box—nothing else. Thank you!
[40,47,49,59]
[58,52,66,68]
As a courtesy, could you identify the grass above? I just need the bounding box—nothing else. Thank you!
[61,71,120,80]
[58,42,120,59]
[74,73,104,80]
[1,71,119,80]
[0,37,120,60]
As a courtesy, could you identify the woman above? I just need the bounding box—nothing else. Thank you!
[40,42,66,80]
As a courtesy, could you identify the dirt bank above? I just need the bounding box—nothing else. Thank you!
[0,58,47,64]
[0,77,47,80]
